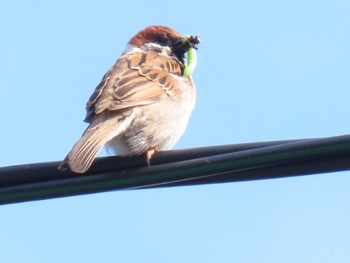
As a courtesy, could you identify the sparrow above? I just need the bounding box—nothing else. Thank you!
[58,25,200,173]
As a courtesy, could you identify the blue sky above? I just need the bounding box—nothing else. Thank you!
[1,1,350,262]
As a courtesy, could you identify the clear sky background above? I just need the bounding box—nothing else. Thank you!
[1,1,350,262]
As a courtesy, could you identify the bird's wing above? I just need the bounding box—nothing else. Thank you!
[59,51,185,173]
[85,51,184,122]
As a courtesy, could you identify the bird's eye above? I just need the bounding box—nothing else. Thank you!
[157,35,170,46]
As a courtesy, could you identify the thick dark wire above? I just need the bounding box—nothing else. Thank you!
[0,135,350,205]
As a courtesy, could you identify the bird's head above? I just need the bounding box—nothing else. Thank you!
[128,25,200,76]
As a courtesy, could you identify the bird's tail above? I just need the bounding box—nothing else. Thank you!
[58,115,121,173]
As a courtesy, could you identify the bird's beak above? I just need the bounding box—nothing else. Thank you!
[173,34,201,52]
[182,35,201,50]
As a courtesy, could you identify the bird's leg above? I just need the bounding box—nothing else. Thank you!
[146,146,159,166]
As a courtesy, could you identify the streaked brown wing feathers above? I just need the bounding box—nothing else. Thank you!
[85,51,183,122]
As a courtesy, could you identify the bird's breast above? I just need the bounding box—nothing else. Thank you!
[105,78,195,156]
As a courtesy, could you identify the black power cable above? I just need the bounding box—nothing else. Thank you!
[0,135,350,205]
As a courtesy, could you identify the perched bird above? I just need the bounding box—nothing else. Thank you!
[59,25,200,173]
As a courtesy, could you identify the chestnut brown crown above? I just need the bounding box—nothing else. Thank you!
[129,25,183,48]
[128,25,200,63]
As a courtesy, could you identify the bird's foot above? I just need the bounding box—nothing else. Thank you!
[146,146,159,166]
